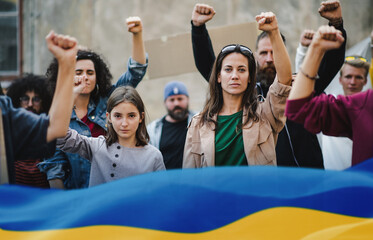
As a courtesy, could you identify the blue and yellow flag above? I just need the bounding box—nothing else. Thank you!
[1,158,373,239]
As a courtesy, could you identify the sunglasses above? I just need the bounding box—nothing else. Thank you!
[20,96,42,105]
[221,44,253,55]
[345,56,367,62]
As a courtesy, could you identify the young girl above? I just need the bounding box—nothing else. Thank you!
[56,86,165,187]
[40,16,148,189]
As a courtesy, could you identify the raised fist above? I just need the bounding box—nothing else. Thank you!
[192,3,215,27]
[318,0,342,22]
[126,16,143,34]
[73,76,88,95]
[256,12,278,32]
[300,29,315,47]
[312,25,344,52]
[45,31,78,62]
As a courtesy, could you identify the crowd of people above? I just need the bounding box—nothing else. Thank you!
[0,0,372,189]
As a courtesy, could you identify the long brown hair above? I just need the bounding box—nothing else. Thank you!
[105,86,149,147]
[199,44,259,129]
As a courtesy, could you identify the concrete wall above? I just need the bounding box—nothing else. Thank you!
[22,0,373,122]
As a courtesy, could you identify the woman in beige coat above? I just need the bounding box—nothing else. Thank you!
[183,12,292,168]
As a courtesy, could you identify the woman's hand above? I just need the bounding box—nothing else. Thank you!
[311,25,344,53]
[126,16,143,34]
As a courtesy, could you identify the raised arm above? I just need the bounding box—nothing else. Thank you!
[57,128,98,160]
[316,0,346,94]
[289,25,345,100]
[295,30,314,72]
[294,0,346,94]
[127,16,146,65]
[256,12,292,86]
[191,3,216,81]
[46,31,77,142]
[115,17,148,89]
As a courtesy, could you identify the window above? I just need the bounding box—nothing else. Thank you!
[0,0,20,78]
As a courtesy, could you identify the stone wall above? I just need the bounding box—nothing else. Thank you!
[22,0,372,122]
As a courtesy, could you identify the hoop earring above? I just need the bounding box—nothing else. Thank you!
[95,84,99,96]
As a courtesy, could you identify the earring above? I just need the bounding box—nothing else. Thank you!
[94,84,99,96]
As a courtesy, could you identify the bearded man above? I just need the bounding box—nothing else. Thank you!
[147,81,195,169]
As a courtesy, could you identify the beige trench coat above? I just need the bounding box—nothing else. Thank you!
[183,79,291,168]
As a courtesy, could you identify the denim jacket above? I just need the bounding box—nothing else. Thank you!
[38,56,148,189]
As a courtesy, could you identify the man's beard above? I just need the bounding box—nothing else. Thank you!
[26,107,38,114]
[256,63,276,89]
[167,106,189,121]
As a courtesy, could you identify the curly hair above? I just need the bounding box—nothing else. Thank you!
[45,49,113,103]
[199,44,259,129]
[6,74,52,113]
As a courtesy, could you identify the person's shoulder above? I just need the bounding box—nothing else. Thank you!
[190,112,202,124]
[0,95,12,110]
[144,143,160,152]
[147,116,165,128]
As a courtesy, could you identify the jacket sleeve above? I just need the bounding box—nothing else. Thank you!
[285,93,353,138]
[56,128,95,161]
[191,22,215,82]
[7,103,56,160]
[261,79,292,133]
[38,149,68,181]
[294,44,308,73]
[315,24,347,95]
[146,119,161,149]
[114,55,149,89]
[182,117,199,168]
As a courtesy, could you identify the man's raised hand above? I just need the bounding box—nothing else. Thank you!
[192,3,215,27]
[300,29,315,47]
[46,31,77,63]
[256,12,278,32]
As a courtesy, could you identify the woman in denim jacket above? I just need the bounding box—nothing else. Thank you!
[39,17,148,189]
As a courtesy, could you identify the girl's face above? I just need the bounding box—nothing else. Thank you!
[107,101,143,146]
[218,52,250,98]
[75,59,97,95]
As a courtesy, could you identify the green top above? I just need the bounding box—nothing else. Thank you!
[215,111,247,166]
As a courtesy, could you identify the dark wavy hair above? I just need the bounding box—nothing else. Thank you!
[105,86,149,147]
[6,74,52,113]
[198,44,259,129]
[45,49,113,103]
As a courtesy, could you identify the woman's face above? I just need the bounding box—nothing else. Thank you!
[75,59,97,95]
[218,52,250,98]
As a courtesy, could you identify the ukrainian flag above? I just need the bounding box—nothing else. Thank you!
[1,158,373,239]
